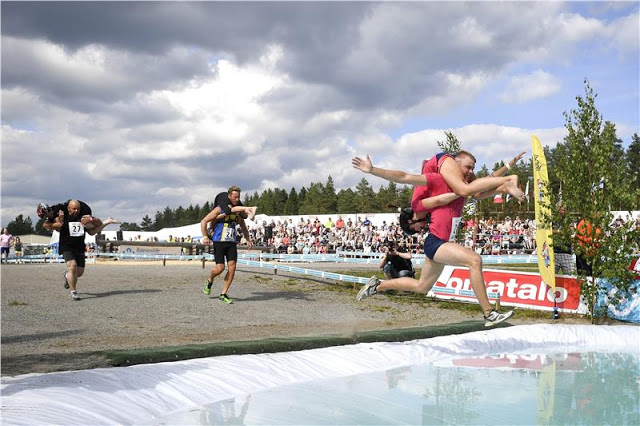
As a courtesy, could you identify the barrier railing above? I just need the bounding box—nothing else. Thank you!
[1,251,538,265]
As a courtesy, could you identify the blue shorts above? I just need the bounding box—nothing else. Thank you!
[423,233,447,260]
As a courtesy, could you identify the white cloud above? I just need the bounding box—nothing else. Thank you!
[606,11,640,55]
[499,70,561,104]
[1,2,637,226]
[555,13,605,43]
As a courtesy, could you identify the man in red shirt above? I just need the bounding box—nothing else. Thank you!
[351,151,522,326]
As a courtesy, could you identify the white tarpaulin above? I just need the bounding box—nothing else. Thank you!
[1,324,638,425]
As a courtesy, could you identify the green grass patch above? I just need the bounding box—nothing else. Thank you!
[8,300,27,306]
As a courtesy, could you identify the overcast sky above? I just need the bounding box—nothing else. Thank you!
[2,1,638,226]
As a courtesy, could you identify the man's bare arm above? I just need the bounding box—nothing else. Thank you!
[200,207,222,241]
[237,217,252,249]
[352,155,427,186]
[419,192,461,210]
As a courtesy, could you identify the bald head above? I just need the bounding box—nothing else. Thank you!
[68,200,81,219]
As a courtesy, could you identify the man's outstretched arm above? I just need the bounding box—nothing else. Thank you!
[352,155,427,186]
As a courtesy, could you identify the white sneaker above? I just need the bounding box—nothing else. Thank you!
[484,310,513,327]
[357,276,380,301]
[69,291,80,301]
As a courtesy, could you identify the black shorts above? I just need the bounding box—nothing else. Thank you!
[0,247,9,255]
[62,250,86,268]
[213,242,238,264]
[423,233,448,260]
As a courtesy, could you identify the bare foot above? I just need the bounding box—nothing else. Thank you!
[248,207,257,221]
[103,217,121,226]
[505,180,525,202]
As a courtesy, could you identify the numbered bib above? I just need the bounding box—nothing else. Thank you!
[220,224,237,242]
[448,217,461,242]
[68,222,85,237]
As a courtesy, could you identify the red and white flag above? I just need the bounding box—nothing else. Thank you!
[493,194,503,204]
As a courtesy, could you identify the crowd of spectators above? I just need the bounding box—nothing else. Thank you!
[241,215,538,256]
[243,212,640,256]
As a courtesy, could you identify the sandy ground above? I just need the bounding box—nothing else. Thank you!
[1,260,591,377]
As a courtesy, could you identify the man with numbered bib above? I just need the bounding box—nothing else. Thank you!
[39,199,117,300]
[201,186,253,304]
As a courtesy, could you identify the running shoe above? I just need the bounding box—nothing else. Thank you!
[63,271,69,289]
[219,294,233,304]
[203,281,212,295]
[69,291,80,301]
[484,310,514,327]
[357,276,380,301]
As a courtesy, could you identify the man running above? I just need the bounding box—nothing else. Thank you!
[39,200,119,298]
[41,200,110,300]
[352,152,519,326]
[201,185,253,304]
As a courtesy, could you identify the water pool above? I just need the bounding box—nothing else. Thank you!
[166,351,638,425]
[1,324,638,425]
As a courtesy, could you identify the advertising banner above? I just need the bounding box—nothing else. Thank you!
[428,266,586,313]
[532,134,556,291]
[119,244,183,256]
[595,278,640,323]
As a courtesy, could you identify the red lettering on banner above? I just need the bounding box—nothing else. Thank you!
[435,267,581,310]
[452,353,582,371]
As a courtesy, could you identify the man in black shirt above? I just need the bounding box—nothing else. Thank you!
[39,200,118,300]
[379,241,414,279]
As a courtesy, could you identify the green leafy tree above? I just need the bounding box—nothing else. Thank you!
[355,178,376,213]
[34,218,51,235]
[199,201,212,220]
[625,133,640,198]
[260,189,278,215]
[119,222,141,231]
[7,214,34,235]
[397,186,413,208]
[274,188,289,215]
[437,130,461,153]
[299,182,325,214]
[336,188,359,213]
[185,204,200,225]
[319,176,338,213]
[554,80,639,320]
[298,187,307,208]
[375,181,400,209]
[140,215,153,231]
[283,188,299,215]
[244,191,260,208]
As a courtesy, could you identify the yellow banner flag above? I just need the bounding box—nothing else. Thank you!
[532,135,556,291]
[537,360,557,424]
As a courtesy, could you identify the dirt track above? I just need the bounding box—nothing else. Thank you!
[1,260,589,377]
